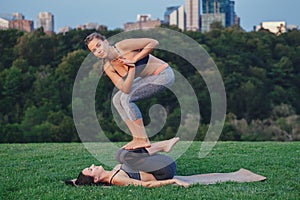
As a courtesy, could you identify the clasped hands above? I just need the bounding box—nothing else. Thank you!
[115,57,135,68]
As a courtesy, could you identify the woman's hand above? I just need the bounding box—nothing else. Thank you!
[118,58,135,67]
[173,179,190,188]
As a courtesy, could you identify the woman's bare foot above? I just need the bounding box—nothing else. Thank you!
[163,137,180,152]
[123,138,151,150]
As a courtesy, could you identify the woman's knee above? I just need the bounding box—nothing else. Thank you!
[116,148,149,165]
[112,92,122,108]
[119,93,130,107]
[115,148,128,163]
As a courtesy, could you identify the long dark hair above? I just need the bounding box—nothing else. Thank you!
[64,171,110,187]
[64,172,94,186]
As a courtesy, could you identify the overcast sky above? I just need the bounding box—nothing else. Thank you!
[1,0,299,32]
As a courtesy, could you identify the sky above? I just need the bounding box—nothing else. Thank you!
[1,0,299,32]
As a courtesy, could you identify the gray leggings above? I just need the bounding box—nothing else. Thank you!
[115,148,176,180]
[112,66,175,121]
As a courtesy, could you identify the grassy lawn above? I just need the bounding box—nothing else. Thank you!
[1,141,299,200]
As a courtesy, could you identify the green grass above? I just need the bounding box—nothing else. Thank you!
[1,141,299,200]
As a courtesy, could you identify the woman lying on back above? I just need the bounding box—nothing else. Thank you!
[65,138,189,188]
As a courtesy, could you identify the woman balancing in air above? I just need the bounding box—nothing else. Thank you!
[65,137,189,187]
[84,32,175,150]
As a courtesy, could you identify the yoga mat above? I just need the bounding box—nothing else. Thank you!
[174,168,266,185]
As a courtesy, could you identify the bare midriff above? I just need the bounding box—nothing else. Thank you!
[139,54,169,77]
[113,47,169,77]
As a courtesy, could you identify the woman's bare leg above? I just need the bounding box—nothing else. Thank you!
[146,137,180,156]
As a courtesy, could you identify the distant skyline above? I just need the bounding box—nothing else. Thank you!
[1,0,299,32]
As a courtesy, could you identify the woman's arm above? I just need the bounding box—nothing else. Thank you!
[112,175,189,188]
[104,62,135,94]
[140,179,190,188]
[116,38,159,64]
[104,38,159,93]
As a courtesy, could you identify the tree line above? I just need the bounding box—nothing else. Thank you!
[0,24,300,143]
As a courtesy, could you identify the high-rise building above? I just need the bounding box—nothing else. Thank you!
[37,12,54,33]
[9,19,34,32]
[185,0,201,31]
[0,13,33,32]
[164,5,185,31]
[10,12,33,32]
[201,0,237,32]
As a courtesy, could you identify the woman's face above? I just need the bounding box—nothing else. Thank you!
[87,38,109,58]
[82,164,105,179]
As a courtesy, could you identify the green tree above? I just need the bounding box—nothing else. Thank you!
[14,28,57,67]
[55,49,88,110]
[0,29,23,70]
[0,67,23,123]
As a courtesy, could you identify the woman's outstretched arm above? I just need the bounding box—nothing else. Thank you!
[112,175,189,188]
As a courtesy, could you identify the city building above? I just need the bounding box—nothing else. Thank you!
[0,17,10,30]
[287,24,298,30]
[58,26,72,34]
[185,0,201,31]
[9,19,34,32]
[123,14,161,31]
[76,22,107,31]
[254,21,287,35]
[201,0,238,32]
[234,14,240,26]
[0,13,33,32]
[0,13,17,30]
[164,5,185,31]
[37,12,54,33]
[137,14,151,22]
[163,0,240,32]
